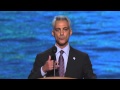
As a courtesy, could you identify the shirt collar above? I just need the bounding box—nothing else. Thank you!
[55,44,70,56]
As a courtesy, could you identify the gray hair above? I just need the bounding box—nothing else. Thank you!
[52,15,71,29]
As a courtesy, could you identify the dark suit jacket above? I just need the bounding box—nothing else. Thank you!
[28,46,96,79]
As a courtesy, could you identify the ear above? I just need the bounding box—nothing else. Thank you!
[70,29,72,36]
[52,30,54,36]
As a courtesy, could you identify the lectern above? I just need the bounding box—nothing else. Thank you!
[39,76,76,79]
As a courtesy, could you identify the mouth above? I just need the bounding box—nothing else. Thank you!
[59,38,64,40]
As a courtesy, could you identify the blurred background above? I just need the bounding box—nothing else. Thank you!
[0,11,120,79]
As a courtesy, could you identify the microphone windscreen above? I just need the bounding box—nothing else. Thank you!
[52,46,57,53]
[51,46,57,61]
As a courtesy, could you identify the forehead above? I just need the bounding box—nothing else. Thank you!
[54,20,69,27]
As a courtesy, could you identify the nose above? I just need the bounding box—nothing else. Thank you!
[60,30,64,35]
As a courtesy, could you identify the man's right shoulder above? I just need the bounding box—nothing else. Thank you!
[37,48,52,56]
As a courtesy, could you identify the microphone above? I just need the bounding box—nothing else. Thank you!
[51,46,57,76]
[51,46,57,61]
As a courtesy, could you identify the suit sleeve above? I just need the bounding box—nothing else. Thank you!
[83,54,97,79]
[28,54,44,79]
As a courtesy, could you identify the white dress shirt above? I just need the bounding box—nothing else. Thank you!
[41,44,70,77]
[55,44,70,73]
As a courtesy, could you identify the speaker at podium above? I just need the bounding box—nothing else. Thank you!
[39,76,76,79]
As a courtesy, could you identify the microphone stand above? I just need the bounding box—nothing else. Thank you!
[51,46,57,77]
[53,54,56,77]
[53,60,55,77]
[52,54,56,77]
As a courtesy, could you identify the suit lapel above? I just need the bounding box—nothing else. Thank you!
[65,47,75,77]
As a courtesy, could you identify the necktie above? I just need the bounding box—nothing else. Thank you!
[59,50,64,77]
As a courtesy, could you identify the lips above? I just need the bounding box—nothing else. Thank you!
[59,38,64,40]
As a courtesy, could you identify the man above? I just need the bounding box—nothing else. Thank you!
[28,15,96,79]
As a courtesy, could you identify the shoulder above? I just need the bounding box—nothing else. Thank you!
[36,47,52,57]
[70,46,89,57]
[70,46,91,63]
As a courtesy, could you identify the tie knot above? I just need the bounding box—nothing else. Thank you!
[60,50,64,55]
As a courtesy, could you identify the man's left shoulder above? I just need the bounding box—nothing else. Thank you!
[70,46,88,56]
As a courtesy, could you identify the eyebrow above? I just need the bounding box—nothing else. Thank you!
[54,27,69,29]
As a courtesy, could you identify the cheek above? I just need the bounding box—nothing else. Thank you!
[54,34,59,38]
[66,33,71,37]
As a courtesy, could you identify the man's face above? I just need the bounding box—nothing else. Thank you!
[52,20,72,47]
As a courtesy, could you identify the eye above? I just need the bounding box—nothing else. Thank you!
[54,28,60,32]
[63,27,69,31]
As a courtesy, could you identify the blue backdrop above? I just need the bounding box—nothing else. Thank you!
[0,11,120,79]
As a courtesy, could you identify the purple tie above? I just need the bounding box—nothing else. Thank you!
[59,50,64,77]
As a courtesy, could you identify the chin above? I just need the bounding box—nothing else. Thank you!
[56,40,68,46]
[58,42,67,46]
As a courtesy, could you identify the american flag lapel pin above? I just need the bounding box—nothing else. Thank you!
[73,57,76,60]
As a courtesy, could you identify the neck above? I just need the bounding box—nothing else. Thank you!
[56,43,68,49]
